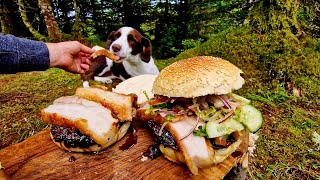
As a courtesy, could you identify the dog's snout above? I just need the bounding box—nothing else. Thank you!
[112,44,121,52]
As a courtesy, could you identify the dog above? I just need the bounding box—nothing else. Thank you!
[82,27,159,87]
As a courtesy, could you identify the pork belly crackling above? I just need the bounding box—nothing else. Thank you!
[41,86,137,152]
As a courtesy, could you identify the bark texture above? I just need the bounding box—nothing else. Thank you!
[38,0,61,42]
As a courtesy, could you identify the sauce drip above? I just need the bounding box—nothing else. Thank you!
[231,150,243,158]
[143,144,161,159]
[119,123,138,151]
[68,156,76,162]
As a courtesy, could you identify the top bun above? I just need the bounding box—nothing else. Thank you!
[152,56,244,97]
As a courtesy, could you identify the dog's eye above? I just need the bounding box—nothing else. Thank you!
[127,34,136,43]
[115,32,121,39]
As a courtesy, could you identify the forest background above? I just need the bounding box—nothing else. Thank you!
[0,0,320,179]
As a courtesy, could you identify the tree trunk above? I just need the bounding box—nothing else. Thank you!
[90,0,98,34]
[122,0,138,29]
[59,0,71,34]
[0,0,15,34]
[17,0,46,41]
[38,0,62,42]
[246,0,300,35]
[73,0,80,39]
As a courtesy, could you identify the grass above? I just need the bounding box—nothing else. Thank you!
[0,69,82,148]
[241,84,320,179]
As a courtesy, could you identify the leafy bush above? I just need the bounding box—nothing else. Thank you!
[181,38,203,50]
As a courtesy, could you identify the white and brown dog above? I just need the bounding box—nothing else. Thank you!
[82,27,159,87]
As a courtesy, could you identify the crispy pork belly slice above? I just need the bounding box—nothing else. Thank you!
[75,86,137,121]
[166,115,215,175]
[41,96,119,146]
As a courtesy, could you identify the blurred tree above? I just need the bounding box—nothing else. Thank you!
[152,0,212,59]
[122,0,151,32]
[245,0,301,35]
[73,0,80,38]
[0,0,34,36]
[0,0,15,34]
[51,0,73,34]
[18,0,46,40]
[38,0,62,42]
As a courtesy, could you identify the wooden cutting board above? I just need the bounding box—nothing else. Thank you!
[0,127,248,180]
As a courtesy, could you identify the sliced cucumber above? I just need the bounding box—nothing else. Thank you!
[224,118,245,132]
[206,118,244,138]
[206,121,228,138]
[239,104,263,132]
[230,93,251,104]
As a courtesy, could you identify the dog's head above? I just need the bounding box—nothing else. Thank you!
[106,27,152,63]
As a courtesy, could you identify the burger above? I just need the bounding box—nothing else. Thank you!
[41,86,137,152]
[136,56,263,175]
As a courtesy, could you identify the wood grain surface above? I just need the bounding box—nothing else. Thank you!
[0,127,248,180]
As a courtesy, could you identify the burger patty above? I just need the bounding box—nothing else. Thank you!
[146,120,179,150]
[51,125,97,148]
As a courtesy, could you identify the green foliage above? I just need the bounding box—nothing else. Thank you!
[297,1,320,37]
[175,26,320,101]
[204,0,248,34]
[315,39,320,51]
[246,0,300,34]
[153,25,182,58]
[86,35,106,47]
[181,39,203,50]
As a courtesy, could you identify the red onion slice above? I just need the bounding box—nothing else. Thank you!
[217,95,232,109]
[158,110,186,117]
[216,110,234,123]
[179,117,200,141]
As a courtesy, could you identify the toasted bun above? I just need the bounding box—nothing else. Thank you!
[113,74,157,104]
[152,56,244,97]
[91,45,119,61]
[49,122,131,152]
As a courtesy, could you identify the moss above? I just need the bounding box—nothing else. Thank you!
[174,26,320,102]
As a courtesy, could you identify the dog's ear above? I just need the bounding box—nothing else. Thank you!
[140,37,152,63]
[106,31,116,49]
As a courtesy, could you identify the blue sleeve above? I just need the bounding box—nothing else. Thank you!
[0,34,50,74]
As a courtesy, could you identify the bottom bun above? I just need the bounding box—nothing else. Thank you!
[50,122,131,152]
[159,133,249,179]
[159,138,243,165]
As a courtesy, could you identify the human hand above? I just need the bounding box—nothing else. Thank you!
[46,41,95,74]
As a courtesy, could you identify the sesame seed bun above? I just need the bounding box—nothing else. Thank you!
[152,56,244,97]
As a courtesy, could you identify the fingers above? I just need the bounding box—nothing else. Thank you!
[79,43,95,54]
[80,63,90,72]
[79,52,92,57]
[85,57,92,66]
